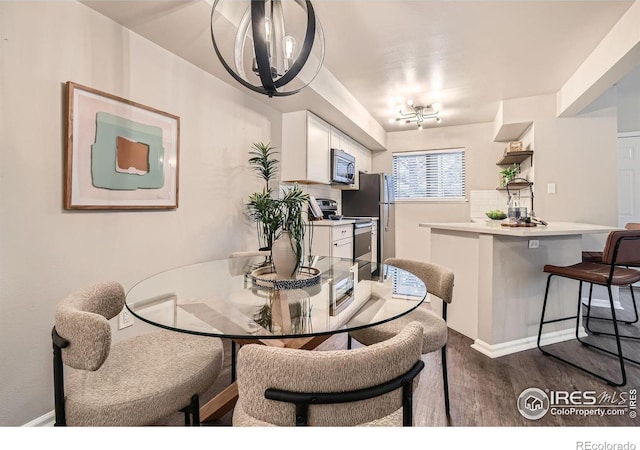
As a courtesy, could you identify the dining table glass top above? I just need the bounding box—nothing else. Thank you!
[125,255,426,340]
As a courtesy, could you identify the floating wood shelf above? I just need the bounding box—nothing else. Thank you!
[496,151,533,166]
[496,182,533,191]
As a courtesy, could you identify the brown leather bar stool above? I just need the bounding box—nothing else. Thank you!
[581,223,640,331]
[537,229,640,386]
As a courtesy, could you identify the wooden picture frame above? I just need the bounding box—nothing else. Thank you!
[64,82,180,210]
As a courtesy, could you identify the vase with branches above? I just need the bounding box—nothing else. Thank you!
[245,142,311,278]
[273,183,310,277]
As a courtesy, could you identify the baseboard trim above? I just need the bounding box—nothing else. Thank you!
[23,410,54,427]
[471,327,587,359]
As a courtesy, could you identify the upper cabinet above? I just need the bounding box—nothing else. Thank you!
[281,110,373,188]
[281,111,331,184]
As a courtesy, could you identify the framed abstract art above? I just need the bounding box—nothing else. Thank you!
[64,82,180,210]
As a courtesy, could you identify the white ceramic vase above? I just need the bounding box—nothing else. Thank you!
[271,231,298,279]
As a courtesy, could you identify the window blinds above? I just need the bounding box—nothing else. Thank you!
[392,148,465,200]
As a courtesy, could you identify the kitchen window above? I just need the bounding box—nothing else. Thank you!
[392,148,466,201]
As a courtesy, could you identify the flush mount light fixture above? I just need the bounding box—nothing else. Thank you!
[210,0,325,97]
[391,100,442,129]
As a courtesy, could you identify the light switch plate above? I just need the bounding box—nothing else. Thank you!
[547,183,556,194]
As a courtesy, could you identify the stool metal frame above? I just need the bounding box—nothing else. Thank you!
[537,233,640,387]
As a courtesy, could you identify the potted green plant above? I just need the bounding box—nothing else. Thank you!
[499,163,520,187]
[246,142,281,251]
[245,142,311,278]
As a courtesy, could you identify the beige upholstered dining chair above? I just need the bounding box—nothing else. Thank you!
[52,282,224,426]
[232,321,425,426]
[348,257,454,417]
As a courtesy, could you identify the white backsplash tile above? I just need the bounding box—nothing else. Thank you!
[469,190,509,219]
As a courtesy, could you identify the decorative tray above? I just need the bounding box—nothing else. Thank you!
[250,266,321,289]
[501,223,537,227]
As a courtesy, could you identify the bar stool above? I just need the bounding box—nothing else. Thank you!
[581,223,640,333]
[537,229,640,386]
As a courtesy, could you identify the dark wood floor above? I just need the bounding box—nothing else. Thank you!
[156,287,640,427]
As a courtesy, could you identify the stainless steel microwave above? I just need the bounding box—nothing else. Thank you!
[331,148,356,185]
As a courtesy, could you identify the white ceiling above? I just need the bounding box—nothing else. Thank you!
[81,0,636,146]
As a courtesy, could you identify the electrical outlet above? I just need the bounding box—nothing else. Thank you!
[118,308,134,329]
[528,239,539,249]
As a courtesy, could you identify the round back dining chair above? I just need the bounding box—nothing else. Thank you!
[348,257,454,417]
[232,321,425,426]
[52,281,224,426]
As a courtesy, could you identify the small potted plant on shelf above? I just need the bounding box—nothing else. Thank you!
[499,163,520,187]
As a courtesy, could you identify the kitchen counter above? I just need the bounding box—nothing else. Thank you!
[309,219,357,227]
[419,221,615,237]
[419,221,619,358]
[310,218,379,227]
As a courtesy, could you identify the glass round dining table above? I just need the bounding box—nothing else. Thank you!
[125,255,426,423]
[125,255,426,341]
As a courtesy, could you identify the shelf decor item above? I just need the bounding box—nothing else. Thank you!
[64,82,179,210]
[505,141,523,153]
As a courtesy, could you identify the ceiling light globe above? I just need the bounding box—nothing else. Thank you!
[210,0,325,97]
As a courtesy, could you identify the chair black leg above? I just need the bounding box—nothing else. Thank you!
[576,285,627,386]
[538,275,627,386]
[536,274,554,350]
[584,285,640,340]
[347,334,352,350]
[180,395,200,426]
[191,395,200,426]
[441,345,450,417]
[231,341,237,383]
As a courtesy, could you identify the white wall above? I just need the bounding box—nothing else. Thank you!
[372,123,503,261]
[374,105,619,262]
[0,1,281,426]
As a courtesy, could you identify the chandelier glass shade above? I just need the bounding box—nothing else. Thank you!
[393,100,442,129]
[210,0,325,97]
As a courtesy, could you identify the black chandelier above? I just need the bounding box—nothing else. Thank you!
[210,0,325,97]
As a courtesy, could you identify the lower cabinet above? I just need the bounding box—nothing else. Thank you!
[308,224,354,260]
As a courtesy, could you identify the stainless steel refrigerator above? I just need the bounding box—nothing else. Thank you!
[341,173,395,274]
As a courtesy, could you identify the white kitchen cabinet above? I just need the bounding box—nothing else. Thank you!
[281,111,331,184]
[308,223,353,260]
[330,127,345,151]
[332,236,354,259]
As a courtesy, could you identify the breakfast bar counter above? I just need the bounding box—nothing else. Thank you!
[418,221,618,358]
